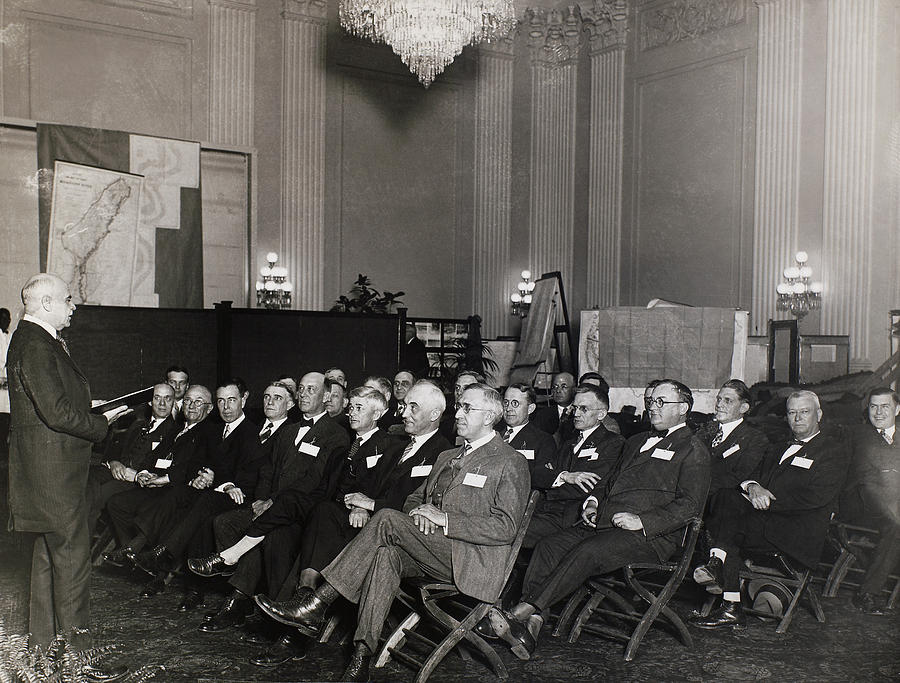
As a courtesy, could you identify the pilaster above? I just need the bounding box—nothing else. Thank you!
[208,0,257,146]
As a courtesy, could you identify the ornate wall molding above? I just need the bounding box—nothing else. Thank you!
[751,0,802,334]
[639,0,746,51]
[473,42,514,337]
[525,5,583,65]
[582,0,628,53]
[282,0,327,21]
[281,8,327,309]
[821,0,877,365]
[208,0,256,146]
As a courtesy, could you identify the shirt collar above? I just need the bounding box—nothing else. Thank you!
[881,425,896,439]
[464,431,496,453]
[666,423,687,436]
[23,314,59,339]
[717,417,743,441]
[356,426,380,444]
[507,423,527,440]
[225,413,246,432]
[265,415,289,431]
[577,424,601,442]
[305,410,327,423]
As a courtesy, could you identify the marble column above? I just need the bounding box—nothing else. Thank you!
[582,1,627,309]
[208,0,257,147]
[525,7,582,298]
[473,37,514,338]
[751,0,803,335]
[281,0,327,310]
[821,0,877,367]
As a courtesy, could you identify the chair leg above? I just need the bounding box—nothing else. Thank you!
[416,605,506,683]
[888,576,900,610]
[775,570,809,634]
[568,590,605,644]
[823,550,856,598]
[805,584,826,623]
[374,611,420,668]
[552,585,588,638]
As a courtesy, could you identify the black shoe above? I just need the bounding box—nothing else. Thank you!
[241,620,280,646]
[134,545,171,576]
[179,589,204,612]
[689,601,746,630]
[487,608,536,661]
[342,642,372,682]
[473,613,498,639]
[82,664,129,682]
[254,588,327,638]
[103,547,136,569]
[693,556,724,594]
[852,592,884,616]
[188,553,235,578]
[249,633,310,667]
[198,593,253,632]
[140,574,167,599]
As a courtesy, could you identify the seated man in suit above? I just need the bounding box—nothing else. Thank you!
[325,376,351,434]
[489,379,709,660]
[165,365,190,421]
[185,372,350,632]
[253,384,531,682]
[497,383,557,484]
[838,387,900,614]
[696,379,768,503]
[531,372,576,444]
[388,370,416,425]
[104,384,214,563]
[88,382,179,533]
[524,384,625,548]
[690,390,846,629]
[579,372,621,434]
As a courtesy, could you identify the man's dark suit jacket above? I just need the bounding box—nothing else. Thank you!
[327,428,397,502]
[533,425,625,499]
[403,336,429,378]
[589,426,711,561]
[109,415,179,471]
[840,423,899,525]
[254,414,352,502]
[203,416,265,495]
[532,403,573,443]
[748,431,848,568]
[156,419,212,484]
[7,320,109,532]
[698,419,768,497]
[368,430,450,513]
[497,422,557,485]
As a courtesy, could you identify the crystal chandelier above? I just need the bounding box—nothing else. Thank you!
[339,0,517,87]
[255,252,293,310]
[776,251,823,320]
[510,270,535,318]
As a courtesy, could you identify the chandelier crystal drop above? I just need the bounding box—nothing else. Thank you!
[340,0,517,87]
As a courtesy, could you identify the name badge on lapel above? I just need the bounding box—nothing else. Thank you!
[154,458,172,469]
[651,448,675,461]
[722,444,740,458]
[366,454,382,469]
[298,442,320,457]
[411,464,433,478]
[790,456,813,469]
[463,472,487,488]
[150,441,161,451]
[578,448,598,460]
[518,449,535,460]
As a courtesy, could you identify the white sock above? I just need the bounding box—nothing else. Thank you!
[710,548,726,562]
[220,535,264,565]
[723,591,740,603]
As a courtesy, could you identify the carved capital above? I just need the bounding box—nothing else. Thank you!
[582,0,628,53]
[282,0,327,20]
[639,0,747,51]
[526,5,583,65]
[479,33,516,57]
[209,0,257,9]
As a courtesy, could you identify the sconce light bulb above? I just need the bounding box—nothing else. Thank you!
[777,283,791,295]
[282,282,293,292]
[799,266,812,279]
[792,282,807,294]
[795,251,808,264]
[784,266,800,280]
[510,293,522,303]
[521,270,531,280]
[809,282,823,294]
[523,294,533,304]
[266,252,278,264]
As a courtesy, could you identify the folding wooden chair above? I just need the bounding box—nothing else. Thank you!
[740,553,826,632]
[821,520,900,609]
[554,517,702,662]
[374,490,540,683]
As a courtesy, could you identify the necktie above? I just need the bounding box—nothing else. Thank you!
[259,422,273,444]
[711,425,725,448]
[880,429,893,445]
[223,423,231,440]
[141,418,160,438]
[503,427,514,443]
[399,437,416,463]
[348,436,362,460]
[395,402,405,418]
[56,334,70,356]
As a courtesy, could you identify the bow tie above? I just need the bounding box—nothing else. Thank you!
[789,437,806,446]
[650,428,668,437]
[298,418,314,428]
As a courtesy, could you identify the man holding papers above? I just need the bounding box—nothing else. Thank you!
[691,390,846,629]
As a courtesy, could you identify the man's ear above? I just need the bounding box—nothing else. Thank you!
[739,402,750,416]
[527,403,536,416]
[678,402,689,417]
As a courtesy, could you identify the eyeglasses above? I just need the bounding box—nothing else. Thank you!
[645,397,685,409]
[184,398,210,407]
[502,399,525,409]
[455,402,493,415]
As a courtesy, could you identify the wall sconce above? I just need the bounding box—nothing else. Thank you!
[255,252,293,309]
[510,270,536,318]
[776,251,822,320]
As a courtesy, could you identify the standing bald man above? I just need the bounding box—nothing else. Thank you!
[7,273,127,651]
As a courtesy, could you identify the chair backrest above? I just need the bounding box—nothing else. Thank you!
[498,491,541,584]
[671,517,703,573]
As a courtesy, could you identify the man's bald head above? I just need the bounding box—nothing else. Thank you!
[21,273,75,331]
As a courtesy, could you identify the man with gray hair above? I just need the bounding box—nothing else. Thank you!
[691,389,846,629]
[7,273,128,658]
[253,383,531,682]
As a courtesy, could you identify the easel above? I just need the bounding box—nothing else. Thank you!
[508,271,576,391]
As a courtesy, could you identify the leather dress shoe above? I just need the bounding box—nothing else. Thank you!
[188,553,235,577]
[693,556,724,594]
[852,592,884,616]
[341,642,372,682]
[179,589,205,611]
[241,619,280,646]
[249,633,310,667]
[82,663,129,682]
[103,547,136,569]
[473,613,499,639]
[198,593,253,632]
[254,588,326,638]
[488,608,536,661]
[134,545,171,576]
[140,573,167,599]
[689,601,746,630]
